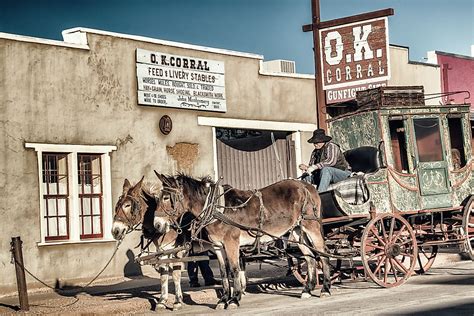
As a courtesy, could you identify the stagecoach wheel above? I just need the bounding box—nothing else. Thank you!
[289,256,308,285]
[361,213,418,288]
[415,245,438,274]
[289,256,339,286]
[462,197,474,260]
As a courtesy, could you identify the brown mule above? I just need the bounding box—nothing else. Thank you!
[154,172,331,309]
[111,178,186,310]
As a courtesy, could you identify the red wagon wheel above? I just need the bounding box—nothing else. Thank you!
[289,257,340,286]
[462,197,474,260]
[361,213,418,288]
[415,245,438,274]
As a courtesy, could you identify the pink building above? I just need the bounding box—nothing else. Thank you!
[427,49,474,149]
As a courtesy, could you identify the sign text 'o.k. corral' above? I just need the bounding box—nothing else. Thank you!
[319,17,390,103]
[136,48,226,112]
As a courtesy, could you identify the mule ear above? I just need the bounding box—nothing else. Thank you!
[132,176,145,194]
[123,179,132,194]
[154,170,168,185]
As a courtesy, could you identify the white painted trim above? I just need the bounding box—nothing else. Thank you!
[101,153,114,240]
[294,131,304,177]
[197,117,317,132]
[0,32,89,50]
[69,153,80,242]
[212,127,219,181]
[25,143,116,153]
[62,27,263,60]
[26,143,117,244]
[37,239,117,247]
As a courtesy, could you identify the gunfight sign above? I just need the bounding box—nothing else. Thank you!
[319,17,390,103]
[136,48,226,112]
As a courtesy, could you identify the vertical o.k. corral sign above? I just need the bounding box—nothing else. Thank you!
[319,17,391,104]
[136,48,226,112]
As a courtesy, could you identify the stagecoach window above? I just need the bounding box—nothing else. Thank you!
[447,117,466,169]
[414,118,443,162]
[26,143,116,244]
[388,120,409,172]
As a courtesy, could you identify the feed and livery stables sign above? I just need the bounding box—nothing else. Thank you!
[136,48,226,112]
[319,17,390,104]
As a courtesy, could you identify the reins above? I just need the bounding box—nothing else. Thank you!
[162,180,351,260]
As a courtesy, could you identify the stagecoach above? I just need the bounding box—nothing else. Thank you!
[289,86,474,287]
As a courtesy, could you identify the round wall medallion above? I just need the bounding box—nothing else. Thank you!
[159,115,172,135]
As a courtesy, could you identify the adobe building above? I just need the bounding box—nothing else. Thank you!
[0,27,445,293]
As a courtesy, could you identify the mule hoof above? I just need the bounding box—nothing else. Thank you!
[215,303,226,310]
[173,303,183,311]
[227,302,239,310]
[320,291,331,298]
[301,292,312,299]
[156,303,167,310]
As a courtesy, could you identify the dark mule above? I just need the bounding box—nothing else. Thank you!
[154,172,331,309]
[111,178,188,310]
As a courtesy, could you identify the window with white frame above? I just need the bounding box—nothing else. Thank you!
[26,143,116,244]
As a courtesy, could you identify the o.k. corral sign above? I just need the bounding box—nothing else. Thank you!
[319,17,390,104]
[136,48,226,112]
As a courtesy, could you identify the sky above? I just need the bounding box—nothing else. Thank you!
[1,0,473,74]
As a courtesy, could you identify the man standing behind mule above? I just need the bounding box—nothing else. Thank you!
[299,129,351,192]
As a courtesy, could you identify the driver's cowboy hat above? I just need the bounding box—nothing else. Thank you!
[307,129,332,143]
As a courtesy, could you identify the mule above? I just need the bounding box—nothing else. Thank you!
[111,177,187,310]
[154,172,331,309]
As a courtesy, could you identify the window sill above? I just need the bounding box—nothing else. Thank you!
[37,238,117,247]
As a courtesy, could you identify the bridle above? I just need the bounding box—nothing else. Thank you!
[114,193,143,234]
[158,184,193,233]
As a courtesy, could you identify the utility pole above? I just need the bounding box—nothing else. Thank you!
[303,0,326,130]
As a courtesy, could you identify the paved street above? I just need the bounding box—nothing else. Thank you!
[1,257,473,315]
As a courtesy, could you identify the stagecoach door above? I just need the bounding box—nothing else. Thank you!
[412,116,452,209]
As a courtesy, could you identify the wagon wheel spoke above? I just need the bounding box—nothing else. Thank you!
[392,257,409,274]
[373,255,386,276]
[370,226,386,246]
[389,217,395,241]
[365,242,385,251]
[368,251,385,261]
[398,239,415,247]
[389,259,399,282]
[380,221,389,243]
[390,225,407,244]
[383,257,389,283]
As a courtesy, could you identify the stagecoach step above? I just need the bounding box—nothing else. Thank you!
[137,255,210,266]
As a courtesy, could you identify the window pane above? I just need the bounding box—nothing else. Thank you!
[93,216,102,234]
[414,118,443,162]
[47,199,57,216]
[92,197,101,215]
[82,216,92,235]
[57,198,67,216]
[58,217,68,236]
[48,218,58,236]
[82,197,91,215]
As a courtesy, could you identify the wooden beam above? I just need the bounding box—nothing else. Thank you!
[319,8,394,29]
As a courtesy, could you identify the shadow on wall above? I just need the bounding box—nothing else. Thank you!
[124,249,143,278]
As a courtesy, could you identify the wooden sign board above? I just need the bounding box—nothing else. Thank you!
[319,17,390,104]
[136,48,226,112]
